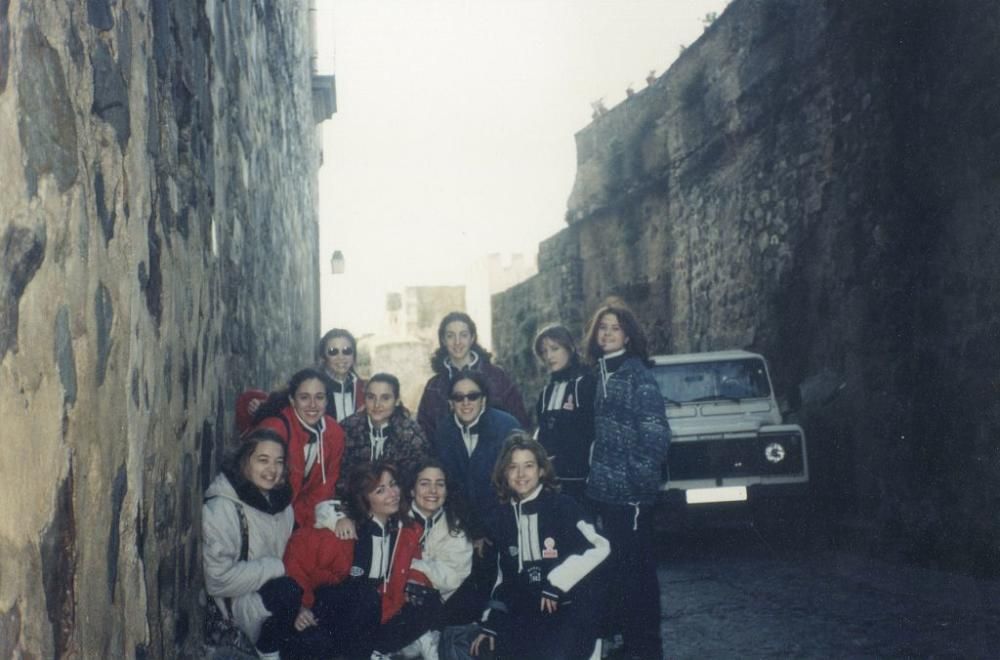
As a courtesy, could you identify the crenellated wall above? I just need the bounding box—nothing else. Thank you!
[494,0,1000,574]
[0,0,323,656]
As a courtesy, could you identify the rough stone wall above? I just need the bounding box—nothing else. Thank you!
[0,0,321,656]
[493,0,1000,574]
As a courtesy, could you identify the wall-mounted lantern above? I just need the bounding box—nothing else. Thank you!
[330,250,345,274]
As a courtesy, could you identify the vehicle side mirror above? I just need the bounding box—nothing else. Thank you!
[779,386,802,416]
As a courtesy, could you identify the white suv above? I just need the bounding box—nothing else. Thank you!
[650,350,808,505]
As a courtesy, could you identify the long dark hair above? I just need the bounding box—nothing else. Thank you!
[491,431,559,503]
[408,459,468,537]
[584,300,650,364]
[533,323,582,371]
[367,372,412,418]
[430,312,493,374]
[345,461,411,525]
[251,367,331,427]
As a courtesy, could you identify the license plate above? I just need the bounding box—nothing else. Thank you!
[685,486,748,504]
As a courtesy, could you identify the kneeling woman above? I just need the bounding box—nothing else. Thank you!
[203,430,301,660]
[471,433,609,660]
[408,460,474,634]
[283,462,439,658]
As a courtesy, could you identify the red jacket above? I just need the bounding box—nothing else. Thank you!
[255,407,345,529]
[282,518,429,623]
[377,520,430,623]
[283,527,353,608]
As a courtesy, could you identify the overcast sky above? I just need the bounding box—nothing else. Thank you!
[314,0,731,335]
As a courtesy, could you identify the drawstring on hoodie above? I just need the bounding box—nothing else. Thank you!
[414,506,443,546]
[369,418,388,460]
[443,350,481,381]
[293,409,327,484]
[316,416,327,484]
[630,502,640,531]
[379,519,402,591]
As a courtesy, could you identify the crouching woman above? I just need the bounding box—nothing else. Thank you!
[283,461,440,658]
[471,433,609,660]
[203,429,301,660]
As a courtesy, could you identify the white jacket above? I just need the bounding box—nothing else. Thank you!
[410,508,473,602]
[202,473,294,642]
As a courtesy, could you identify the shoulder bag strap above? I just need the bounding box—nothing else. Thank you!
[224,502,249,619]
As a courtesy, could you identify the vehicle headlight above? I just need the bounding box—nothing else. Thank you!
[764,442,786,463]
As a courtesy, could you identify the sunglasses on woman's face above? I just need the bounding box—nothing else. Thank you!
[450,391,483,403]
[326,347,354,356]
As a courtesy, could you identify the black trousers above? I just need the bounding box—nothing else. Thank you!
[375,598,443,653]
[591,500,663,660]
[256,576,302,654]
[438,542,498,628]
[285,580,381,660]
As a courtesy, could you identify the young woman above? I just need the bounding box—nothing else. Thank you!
[282,494,379,659]
[282,462,438,659]
[533,324,596,503]
[252,368,346,529]
[203,430,300,660]
[470,433,609,660]
[408,461,474,630]
[317,328,366,422]
[585,302,670,660]
[431,372,521,539]
[336,373,430,500]
[417,311,530,439]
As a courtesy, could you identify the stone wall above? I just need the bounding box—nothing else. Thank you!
[0,0,322,656]
[493,0,1000,574]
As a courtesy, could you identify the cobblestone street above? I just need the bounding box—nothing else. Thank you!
[658,522,1000,658]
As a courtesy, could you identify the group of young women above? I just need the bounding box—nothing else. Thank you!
[202,302,671,660]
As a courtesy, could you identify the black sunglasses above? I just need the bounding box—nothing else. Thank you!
[450,391,483,403]
[326,347,354,356]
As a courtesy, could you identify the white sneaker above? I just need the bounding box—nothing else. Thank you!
[417,630,440,660]
[370,651,392,660]
[256,650,280,660]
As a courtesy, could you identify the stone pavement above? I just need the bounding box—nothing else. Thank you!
[658,525,1000,658]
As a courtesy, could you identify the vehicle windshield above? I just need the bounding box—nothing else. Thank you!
[651,358,771,403]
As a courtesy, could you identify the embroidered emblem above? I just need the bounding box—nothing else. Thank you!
[562,394,576,411]
[542,537,558,559]
[527,566,543,584]
[350,566,365,577]
[509,546,519,557]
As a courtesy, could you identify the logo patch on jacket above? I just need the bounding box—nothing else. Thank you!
[527,566,543,584]
[562,395,576,411]
[350,565,365,577]
[508,546,519,558]
[542,537,558,559]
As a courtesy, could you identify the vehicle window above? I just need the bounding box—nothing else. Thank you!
[652,358,771,403]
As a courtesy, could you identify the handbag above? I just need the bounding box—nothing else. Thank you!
[203,502,255,654]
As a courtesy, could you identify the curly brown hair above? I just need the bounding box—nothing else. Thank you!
[345,461,411,524]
